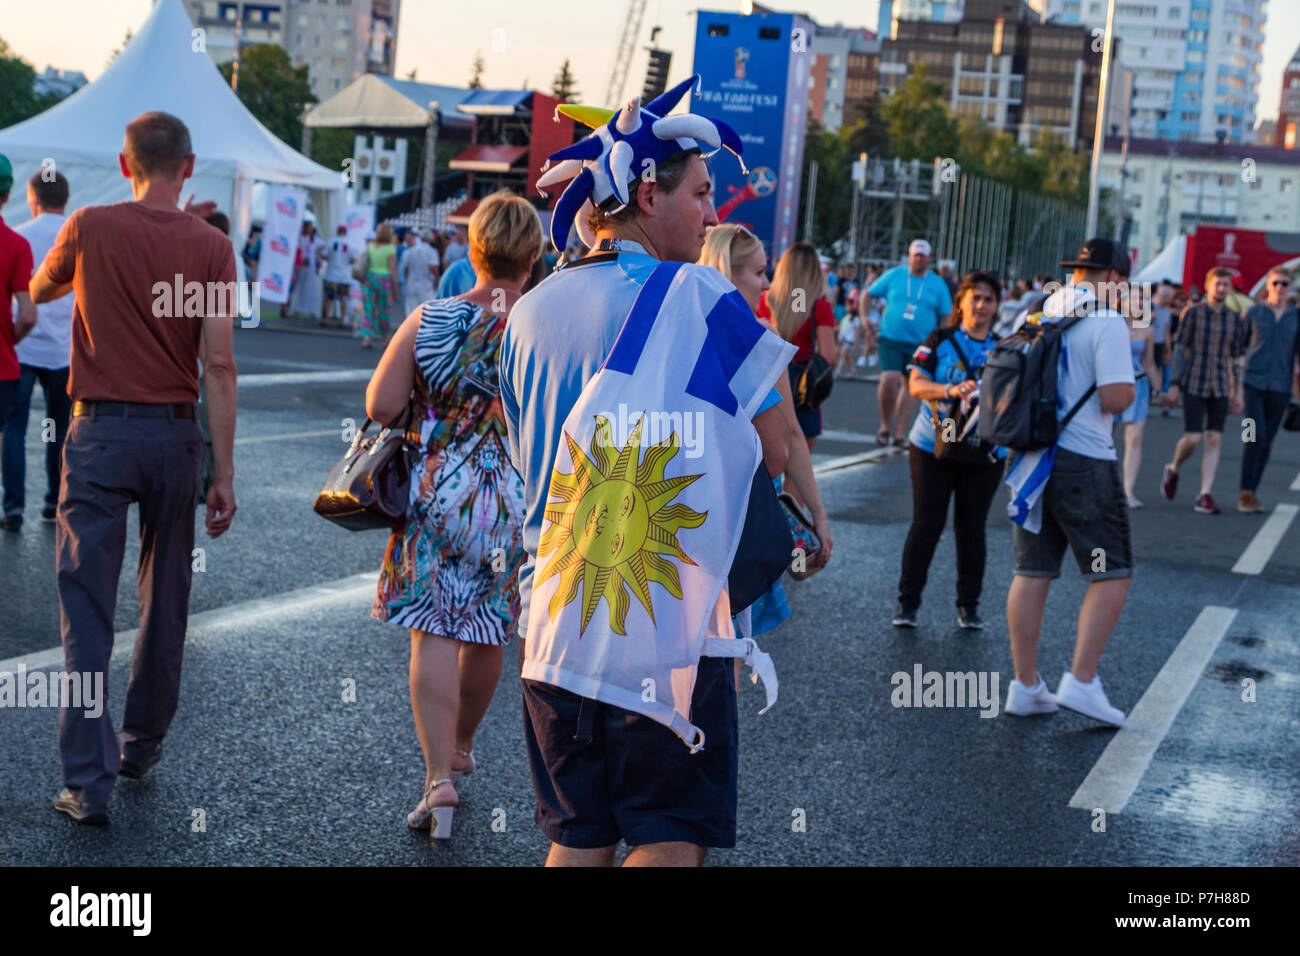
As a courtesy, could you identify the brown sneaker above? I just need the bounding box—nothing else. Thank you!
[1237,490,1263,513]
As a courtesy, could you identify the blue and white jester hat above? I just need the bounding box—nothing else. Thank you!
[536,75,747,253]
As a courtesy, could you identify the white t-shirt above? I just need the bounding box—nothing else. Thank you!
[1040,284,1136,461]
[323,237,355,284]
[14,213,73,370]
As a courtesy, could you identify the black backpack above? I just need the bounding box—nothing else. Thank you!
[978,307,1098,451]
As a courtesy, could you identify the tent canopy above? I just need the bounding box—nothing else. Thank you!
[304,75,475,131]
[1133,234,1186,285]
[0,0,342,234]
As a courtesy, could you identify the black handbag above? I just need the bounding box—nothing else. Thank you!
[727,463,795,614]
[1283,399,1300,432]
[789,314,834,411]
[313,401,418,531]
[931,331,997,465]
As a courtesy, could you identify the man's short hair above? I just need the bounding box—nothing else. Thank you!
[586,149,696,235]
[205,211,230,235]
[27,170,70,210]
[123,111,193,179]
[1206,266,1235,283]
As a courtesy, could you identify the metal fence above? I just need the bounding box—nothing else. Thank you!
[837,157,1086,282]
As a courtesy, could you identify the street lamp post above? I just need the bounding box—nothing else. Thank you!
[1085,0,1116,237]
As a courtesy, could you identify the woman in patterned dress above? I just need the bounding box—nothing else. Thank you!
[359,223,399,349]
[365,191,543,838]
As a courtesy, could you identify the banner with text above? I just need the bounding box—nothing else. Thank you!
[692,9,812,259]
[258,185,307,304]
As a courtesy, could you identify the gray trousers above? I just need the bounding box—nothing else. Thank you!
[56,410,204,804]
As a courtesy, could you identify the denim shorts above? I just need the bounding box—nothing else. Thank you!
[1011,447,1133,581]
[521,657,739,849]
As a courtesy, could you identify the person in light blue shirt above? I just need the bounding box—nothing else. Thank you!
[893,270,1003,633]
[437,256,476,297]
[868,239,953,447]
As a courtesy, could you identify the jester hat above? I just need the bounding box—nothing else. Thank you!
[537,75,747,253]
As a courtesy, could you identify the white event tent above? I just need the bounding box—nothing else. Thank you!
[0,0,343,240]
[1133,234,1187,286]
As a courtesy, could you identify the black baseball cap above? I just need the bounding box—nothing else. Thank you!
[1060,237,1130,277]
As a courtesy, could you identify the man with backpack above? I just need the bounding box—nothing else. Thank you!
[980,238,1136,726]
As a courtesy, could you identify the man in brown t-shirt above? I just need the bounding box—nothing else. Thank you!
[31,111,238,824]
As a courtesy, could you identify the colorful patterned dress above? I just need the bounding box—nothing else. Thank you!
[359,243,397,340]
[372,298,527,644]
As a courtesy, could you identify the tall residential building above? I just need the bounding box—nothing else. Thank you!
[877,0,1041,37]
[808,25,877,132]
[1040,0,1266,144]
[879,0,1109,148]
[1099,136,1300,264]
[182,0,401,97]
[1275,42,1300,149]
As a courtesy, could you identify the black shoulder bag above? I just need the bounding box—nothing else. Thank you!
[931,330,998,465]
[789,313,834,411]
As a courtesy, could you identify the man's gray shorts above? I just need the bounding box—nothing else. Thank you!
[1012,447,1133,582]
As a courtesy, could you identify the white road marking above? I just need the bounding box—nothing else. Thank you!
[0,572,379,675]
[1290,471,1300,492]
[818,428,877,444]
[237,369,373,387]
[813,446,904,475]
[1068,605,1238,814]
[1231,503,1298,574]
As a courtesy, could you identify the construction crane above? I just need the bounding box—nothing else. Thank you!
[604,0,649,107]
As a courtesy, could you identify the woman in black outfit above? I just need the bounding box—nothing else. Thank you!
[892,272,1006,630]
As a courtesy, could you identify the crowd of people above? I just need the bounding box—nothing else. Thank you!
[240,214,481,347]
[2,90,1298,868]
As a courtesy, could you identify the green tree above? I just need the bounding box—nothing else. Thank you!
[551,58,579,103]
[796,116,857,249]
[218,44,316,148]
[0,37,65,129]
[881,64,958,163]
[468,50,485,90]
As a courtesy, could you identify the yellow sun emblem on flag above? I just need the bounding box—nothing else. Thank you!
[537,414,707,636]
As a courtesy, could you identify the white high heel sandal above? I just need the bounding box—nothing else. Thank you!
[407,778,457,838]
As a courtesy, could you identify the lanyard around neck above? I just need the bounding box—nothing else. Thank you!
[596,238,650,256]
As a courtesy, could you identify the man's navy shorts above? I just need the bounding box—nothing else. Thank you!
[521,657,739,849]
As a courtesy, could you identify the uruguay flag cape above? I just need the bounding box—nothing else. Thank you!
[522,260,796,751]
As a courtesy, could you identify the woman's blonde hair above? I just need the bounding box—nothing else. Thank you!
[768,241,827,342]
[698,224,763,281]
[374,223,394,245]
[469,190,544,280]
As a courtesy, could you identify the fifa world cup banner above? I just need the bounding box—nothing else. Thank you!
[522,262,793,750]
[258,185,307,304]
[693,9,812,259]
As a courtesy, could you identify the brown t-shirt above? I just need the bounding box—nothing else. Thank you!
[42,202,237,403]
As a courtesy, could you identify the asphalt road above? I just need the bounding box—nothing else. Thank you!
[2,319,1298,865]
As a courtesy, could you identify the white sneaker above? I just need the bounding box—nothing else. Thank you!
[1055,671,1125,727]
[856,356,867,367]
[868,354,878,367]
[1004,675,1060,716]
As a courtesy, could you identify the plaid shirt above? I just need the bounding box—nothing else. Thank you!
[1173,301,1251,397]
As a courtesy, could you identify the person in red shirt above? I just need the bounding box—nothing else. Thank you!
[30,112,238,825]
[757,241,837,453]
[0,152,39,532]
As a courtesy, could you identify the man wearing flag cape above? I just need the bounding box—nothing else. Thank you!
[499,76,795,866]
